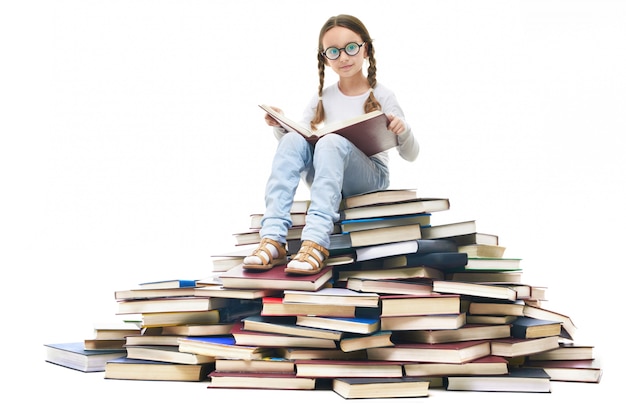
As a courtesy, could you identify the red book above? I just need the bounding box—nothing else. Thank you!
[219,264,333,291]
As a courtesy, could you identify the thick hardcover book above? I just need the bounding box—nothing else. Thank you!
[510,316,562,339]
[260,104,398,157]
[219,264,333,291]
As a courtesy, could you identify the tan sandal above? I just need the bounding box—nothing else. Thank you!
[284,240,329,276]
[242,237,288,271]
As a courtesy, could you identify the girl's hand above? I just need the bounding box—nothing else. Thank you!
[387,114,406,135]
[265,106,284,127]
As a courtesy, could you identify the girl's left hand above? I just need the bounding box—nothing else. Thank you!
[387,114,406,135]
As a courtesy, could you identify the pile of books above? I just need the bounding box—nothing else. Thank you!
[45,189,602,399]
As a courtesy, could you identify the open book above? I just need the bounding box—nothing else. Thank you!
[259,104,399,157]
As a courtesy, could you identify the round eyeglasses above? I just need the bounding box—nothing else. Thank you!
[321,42,365,60]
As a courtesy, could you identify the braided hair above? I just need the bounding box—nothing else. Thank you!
[310,14,381,130]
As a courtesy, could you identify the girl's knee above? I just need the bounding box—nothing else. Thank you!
[315,133,350,151]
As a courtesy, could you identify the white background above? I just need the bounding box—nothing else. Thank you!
[1,0,623,414]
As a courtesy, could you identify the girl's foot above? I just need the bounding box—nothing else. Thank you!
[284,240,329,275]
[242,237,288,271]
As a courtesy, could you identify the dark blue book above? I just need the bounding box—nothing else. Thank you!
[511,316,562,339]
[382,252,468,270]
[104,357,214,381]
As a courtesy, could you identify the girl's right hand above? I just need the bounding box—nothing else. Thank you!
[265,106,283,127]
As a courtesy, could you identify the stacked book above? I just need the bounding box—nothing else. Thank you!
[45,189,603,398]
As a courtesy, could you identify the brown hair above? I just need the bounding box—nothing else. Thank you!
[311,14,381,130]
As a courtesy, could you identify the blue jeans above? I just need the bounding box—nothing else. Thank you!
[261,132,390,248]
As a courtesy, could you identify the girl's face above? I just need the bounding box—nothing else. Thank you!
[321,26,367,79]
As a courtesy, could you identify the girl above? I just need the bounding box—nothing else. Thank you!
[243,14,419,275]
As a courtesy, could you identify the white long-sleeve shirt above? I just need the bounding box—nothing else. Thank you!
[274,82,419,166]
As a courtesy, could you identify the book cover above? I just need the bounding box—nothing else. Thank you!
[259,104,398,157]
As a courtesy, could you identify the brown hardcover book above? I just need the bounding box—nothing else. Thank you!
[259,104,398,157]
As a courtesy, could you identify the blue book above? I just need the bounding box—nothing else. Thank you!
[138,279,197,289]
[341,214,431,233]
[296,315,380,335]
